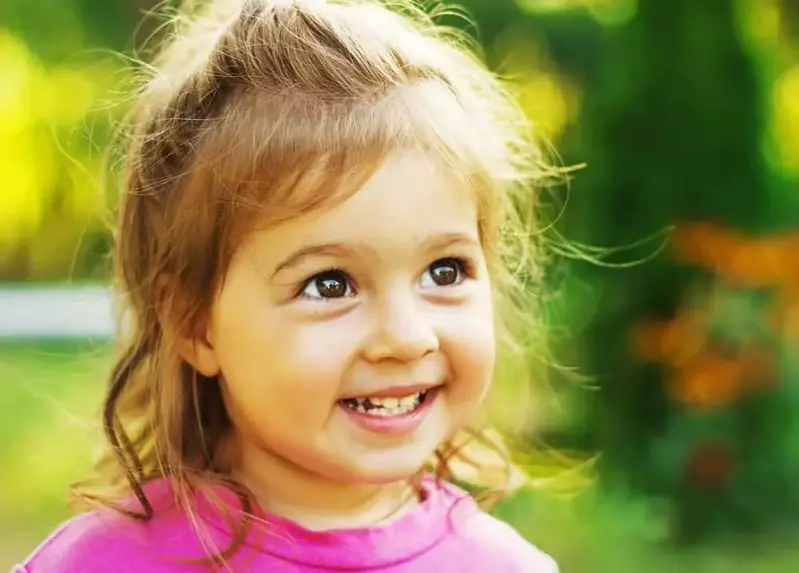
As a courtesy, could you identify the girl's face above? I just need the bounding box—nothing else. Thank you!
[193,150,495,487]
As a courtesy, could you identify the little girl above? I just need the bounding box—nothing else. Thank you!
[17,0,559,570]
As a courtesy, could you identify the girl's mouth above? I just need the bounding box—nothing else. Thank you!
[340,390,431,417]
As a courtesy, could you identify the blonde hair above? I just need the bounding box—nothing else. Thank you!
[77,0,556,562]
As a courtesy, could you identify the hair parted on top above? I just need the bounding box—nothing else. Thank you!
[76,0,557,559]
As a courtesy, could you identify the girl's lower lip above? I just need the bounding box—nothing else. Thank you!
[339,388,439,436]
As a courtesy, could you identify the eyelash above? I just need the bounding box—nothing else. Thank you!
[295,257,474,301]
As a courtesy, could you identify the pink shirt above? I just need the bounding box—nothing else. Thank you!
[15,477,557,572]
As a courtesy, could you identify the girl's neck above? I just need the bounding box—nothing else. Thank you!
[233,443,422,531]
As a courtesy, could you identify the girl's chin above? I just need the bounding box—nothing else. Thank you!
[328,448,438,485]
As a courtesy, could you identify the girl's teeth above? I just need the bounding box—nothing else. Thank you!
[377,397,400,409]
[342,391,428,417]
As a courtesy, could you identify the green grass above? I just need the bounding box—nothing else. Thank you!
[0,339,113,562]
[2,339,798,571]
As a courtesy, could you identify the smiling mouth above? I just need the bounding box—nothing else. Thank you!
[339,390,432,417]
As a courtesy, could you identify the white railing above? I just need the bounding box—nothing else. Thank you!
[0,284,115,338]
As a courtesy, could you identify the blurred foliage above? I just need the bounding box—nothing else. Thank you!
[630,224,799,541]
[508,0,799,545]
[2,0,799,565]
[0,0,144,280]
[468,0,799,546]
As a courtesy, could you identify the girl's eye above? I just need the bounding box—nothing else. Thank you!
[300,270,355,300]
[420,258,467,288]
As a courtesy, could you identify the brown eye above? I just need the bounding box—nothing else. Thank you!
[421,258,465,288]
[301,270,354,300]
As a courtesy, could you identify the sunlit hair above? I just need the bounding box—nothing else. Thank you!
[75,0,559,563]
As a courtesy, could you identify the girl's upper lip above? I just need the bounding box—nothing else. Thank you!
[341,383,441,400]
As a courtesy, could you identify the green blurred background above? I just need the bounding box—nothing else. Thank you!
[2,0,799,570]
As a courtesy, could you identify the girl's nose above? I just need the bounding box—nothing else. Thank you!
[361,293,439,364]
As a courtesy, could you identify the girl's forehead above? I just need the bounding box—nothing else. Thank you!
[240,150,481,260]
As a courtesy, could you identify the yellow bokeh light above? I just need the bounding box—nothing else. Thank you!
[0,30,53,245]
[514,0,637,26]
[0,30,40,130]
[516,72,578,141]
[494,28,580,142]
[771,65,799,176]
[736,0,782,56]
[45,67,99,125]
[0,26,113,265]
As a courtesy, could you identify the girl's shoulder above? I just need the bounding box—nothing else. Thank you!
[452,508,559,572]
[424,478,559,572]
[15,481,212,573]
[14,509,171,573]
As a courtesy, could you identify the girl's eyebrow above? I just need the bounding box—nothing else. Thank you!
[271,232,478,277]
[272,243,366,277]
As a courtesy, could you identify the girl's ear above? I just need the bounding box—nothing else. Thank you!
[178,329,221,378]
[156,275,221,377]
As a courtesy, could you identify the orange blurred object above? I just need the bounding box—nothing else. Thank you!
[669,354,745,410]
[673,223,799,289]
[632,312,706,367]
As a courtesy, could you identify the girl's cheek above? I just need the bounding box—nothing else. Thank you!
[288,314,363,366]
[442,308,495,384]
